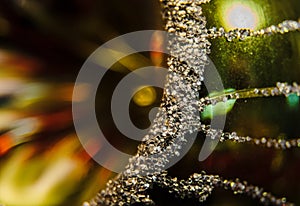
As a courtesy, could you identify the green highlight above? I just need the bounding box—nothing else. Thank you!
[287,93,299,109]
[201,89,237,120]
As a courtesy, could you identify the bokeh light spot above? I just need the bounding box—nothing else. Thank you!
[133,86,156,107]
[222,2,263,30]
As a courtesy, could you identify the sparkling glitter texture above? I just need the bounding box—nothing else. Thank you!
[84,0,300,205]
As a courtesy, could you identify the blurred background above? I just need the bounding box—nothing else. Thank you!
[0,0,299,205]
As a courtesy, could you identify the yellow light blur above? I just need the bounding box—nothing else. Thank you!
[0,136,88,206]
[133,86,156,107]
[221,1,263,30]
[0,110,22,130]
[9,117,41,139]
